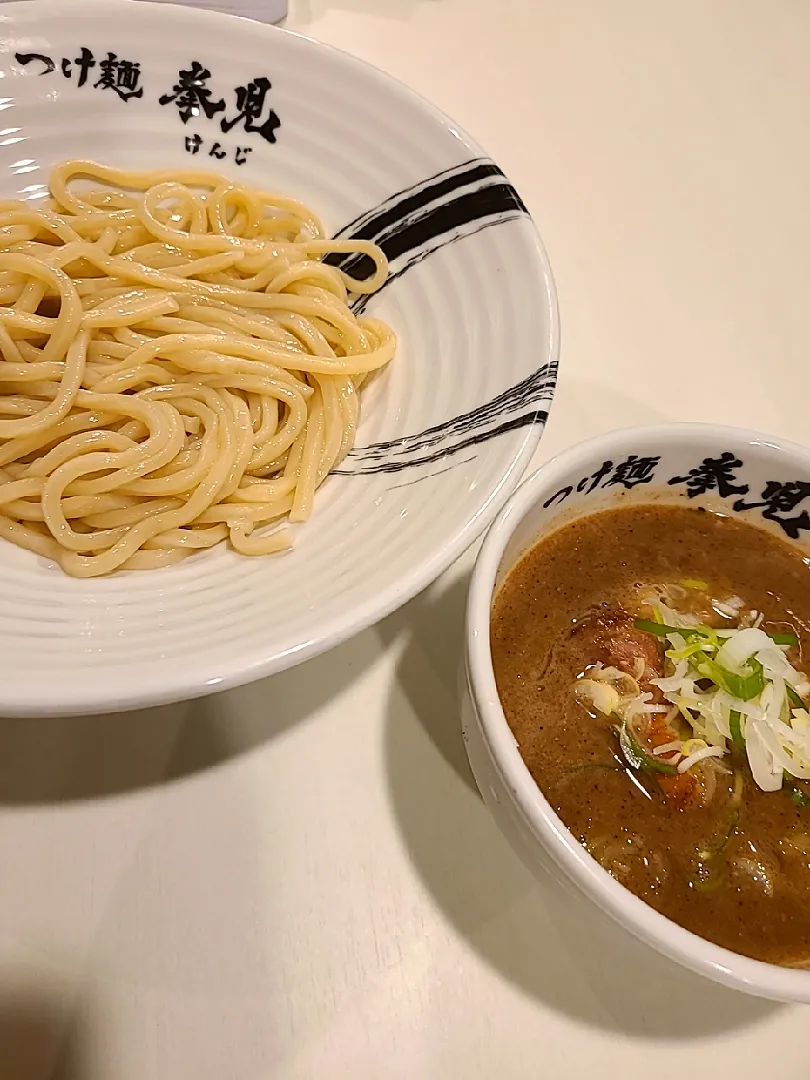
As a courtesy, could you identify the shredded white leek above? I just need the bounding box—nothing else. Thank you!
[574,613,809,793]
[652,740,683,757]
[677,744,725,773]
[575,679,620,716]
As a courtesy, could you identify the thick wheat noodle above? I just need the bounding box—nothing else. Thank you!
[0,160,396,576]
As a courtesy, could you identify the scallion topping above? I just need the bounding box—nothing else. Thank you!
[574,615,810,794]
[729,710,745,750]
[634,619,704,639]
[613,722,678,776]
[785,776,810,809]
[787,683,805,708]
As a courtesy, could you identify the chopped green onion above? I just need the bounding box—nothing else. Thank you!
[667,639,713,661]
[729,710,745,750]
[696,656,765,701]
[613,722,678,776]
[635,618,798,653]
[785,776,810,809]
[691,803,740,891]
[787,683,806,709]
[739,658,766,700]
[715,804,741,856]
[681,578,708,591]
[691,866,725,893]
[634,618,678,637]
[634,619,707,639]
[627,610,810,798]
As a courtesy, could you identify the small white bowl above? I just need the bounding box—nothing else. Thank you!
[462,423,810,1003]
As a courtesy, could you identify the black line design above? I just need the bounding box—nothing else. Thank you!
[328,176,526,283]
[351,211,524,316]
[333,160,511,241]
[325,156,556,477]
[387,456,476,491]
[346,362,556,461]
[333,412,550,475]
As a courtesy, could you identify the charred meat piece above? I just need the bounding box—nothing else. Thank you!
[572,604,663,685]
[573,606,708,808]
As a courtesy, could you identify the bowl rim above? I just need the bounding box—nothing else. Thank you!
[0,0,561,716]
[466,422,810,1001]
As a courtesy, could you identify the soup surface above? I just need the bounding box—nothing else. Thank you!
[491,503,810,965]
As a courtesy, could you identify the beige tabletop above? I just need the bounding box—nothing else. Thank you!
[2,2,809,1076]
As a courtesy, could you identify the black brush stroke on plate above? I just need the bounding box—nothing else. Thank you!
[351,211,525,316]
[331,161,507,248]
[347,362,557,461]
[339,172,513,273]
[387,455,476,490]
[333,158,499,240]
[327,183,527,282]
[332,412,549,475]
[323,157,555,475]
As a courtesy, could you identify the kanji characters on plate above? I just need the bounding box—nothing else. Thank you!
[159,61,281,143]
[16,48,144,101]
[14,50,281,150]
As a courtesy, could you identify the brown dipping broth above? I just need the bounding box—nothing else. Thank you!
[490,504,810,966]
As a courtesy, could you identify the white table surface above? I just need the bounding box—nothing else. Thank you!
[3,2,809,1077]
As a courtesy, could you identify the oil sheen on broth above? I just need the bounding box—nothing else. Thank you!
[490,504,810,966]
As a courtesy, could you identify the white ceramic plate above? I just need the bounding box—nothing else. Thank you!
[0,0,559,716]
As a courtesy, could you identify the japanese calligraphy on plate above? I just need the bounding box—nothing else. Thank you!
[539,428,810,546]
[14,47,279,169]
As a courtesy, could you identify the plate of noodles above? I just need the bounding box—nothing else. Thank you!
[0,0,558,715]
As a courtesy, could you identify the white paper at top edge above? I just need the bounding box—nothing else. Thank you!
[0,0,288,24]
[132,0,287,23]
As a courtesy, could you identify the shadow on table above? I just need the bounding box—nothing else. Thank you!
[0,977,92,1080]
[0,622,382,806]
[381,572,783,1039]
